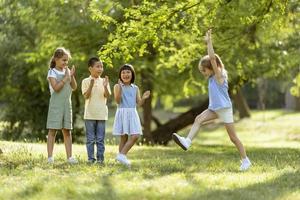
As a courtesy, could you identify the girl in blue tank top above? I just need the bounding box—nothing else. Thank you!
[113,64,150,167]
[173,29,251,171]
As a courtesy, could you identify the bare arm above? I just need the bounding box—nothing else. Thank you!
[114,80,122,104]
[83,79,94,99]
[206,29,224,84]
[136,87,151,106]
[48,76,68,93]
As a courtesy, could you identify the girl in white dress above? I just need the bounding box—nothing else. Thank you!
[113,64,150,166]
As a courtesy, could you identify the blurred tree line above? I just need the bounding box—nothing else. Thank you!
[0,0,299,143]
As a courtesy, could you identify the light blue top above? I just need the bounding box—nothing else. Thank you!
[208,73,232,111]
[119,84,137,108]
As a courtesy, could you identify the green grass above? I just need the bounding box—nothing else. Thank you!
[0,110,300,200]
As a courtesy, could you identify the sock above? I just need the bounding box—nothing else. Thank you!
[187,122,201,140]
[186,137,192,145]
[242,157,250,162]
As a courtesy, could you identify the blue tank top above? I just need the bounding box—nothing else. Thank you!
[119,84,137,108]
[208,74,232,111]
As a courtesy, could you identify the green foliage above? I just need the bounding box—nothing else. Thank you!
[0,0,299,140]
[0,0,114,140]
[290,73,300,97]
[91,0,297,97]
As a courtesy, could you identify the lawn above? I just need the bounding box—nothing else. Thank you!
[0,110,299,200]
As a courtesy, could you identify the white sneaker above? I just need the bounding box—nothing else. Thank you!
[240,157,251,171]
[47,157,54,164]
[172,133,191,151]
[116,153,131,166]
[67,157,78,164]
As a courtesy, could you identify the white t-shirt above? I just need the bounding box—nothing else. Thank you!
[47,68,66,95]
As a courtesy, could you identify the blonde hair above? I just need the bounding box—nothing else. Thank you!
[199,54,224,71]
[199,54,228,79]
[49,47,71,69]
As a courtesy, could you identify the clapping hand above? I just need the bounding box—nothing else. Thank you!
[103,76,109,87]
[142,90,151,100]
[70,65,76,77]
[64,66,70,82]
[90,78,95,87]
[117,79,123,86]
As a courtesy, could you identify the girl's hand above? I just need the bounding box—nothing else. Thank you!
[70,65,76,77]
[64,66,71,82]
[103,76,109,87]
[142,90,151,100]
[118,79,123,86]
[65,66,70,76]
[204,29,212,42]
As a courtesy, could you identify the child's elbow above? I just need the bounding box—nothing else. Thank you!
[104,93,111,98]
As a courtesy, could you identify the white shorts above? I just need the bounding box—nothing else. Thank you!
[214,107,234,123]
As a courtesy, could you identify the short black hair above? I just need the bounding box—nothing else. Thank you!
[119,64,135,83]
[88,57,102,67]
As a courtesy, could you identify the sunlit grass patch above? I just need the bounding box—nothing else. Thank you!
[0,110,299,200]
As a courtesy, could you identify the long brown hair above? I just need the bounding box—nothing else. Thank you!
[49,47,71,69]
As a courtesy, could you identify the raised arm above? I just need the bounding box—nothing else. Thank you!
[206,29,224,84]
[69,65,77,90]
[136,87,150,106]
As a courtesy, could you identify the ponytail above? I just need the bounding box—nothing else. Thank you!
[49,56,56,69]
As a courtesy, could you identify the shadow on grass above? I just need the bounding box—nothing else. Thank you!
[129,144,300,177]
[14,178,46,199]
[1,144,299,200]
[78,175,118,200]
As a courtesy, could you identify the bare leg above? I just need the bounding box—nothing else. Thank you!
[224,123,247,158]
[62,129,72,159]
[119,135,128,153]
[47,129,57,158]
[120,135,139,155]
[187,109,218,140]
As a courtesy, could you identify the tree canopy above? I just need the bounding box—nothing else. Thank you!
[0,0,299,141]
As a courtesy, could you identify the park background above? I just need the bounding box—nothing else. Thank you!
[0,0,299,200]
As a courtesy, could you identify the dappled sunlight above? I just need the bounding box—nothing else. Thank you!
[0,110,299,199]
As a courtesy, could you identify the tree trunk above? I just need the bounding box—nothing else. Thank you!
[232,88,251,118]
[151,99,209,145]
[141,69,154,143]
[285,84,300,111]
[256,77,267,110]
